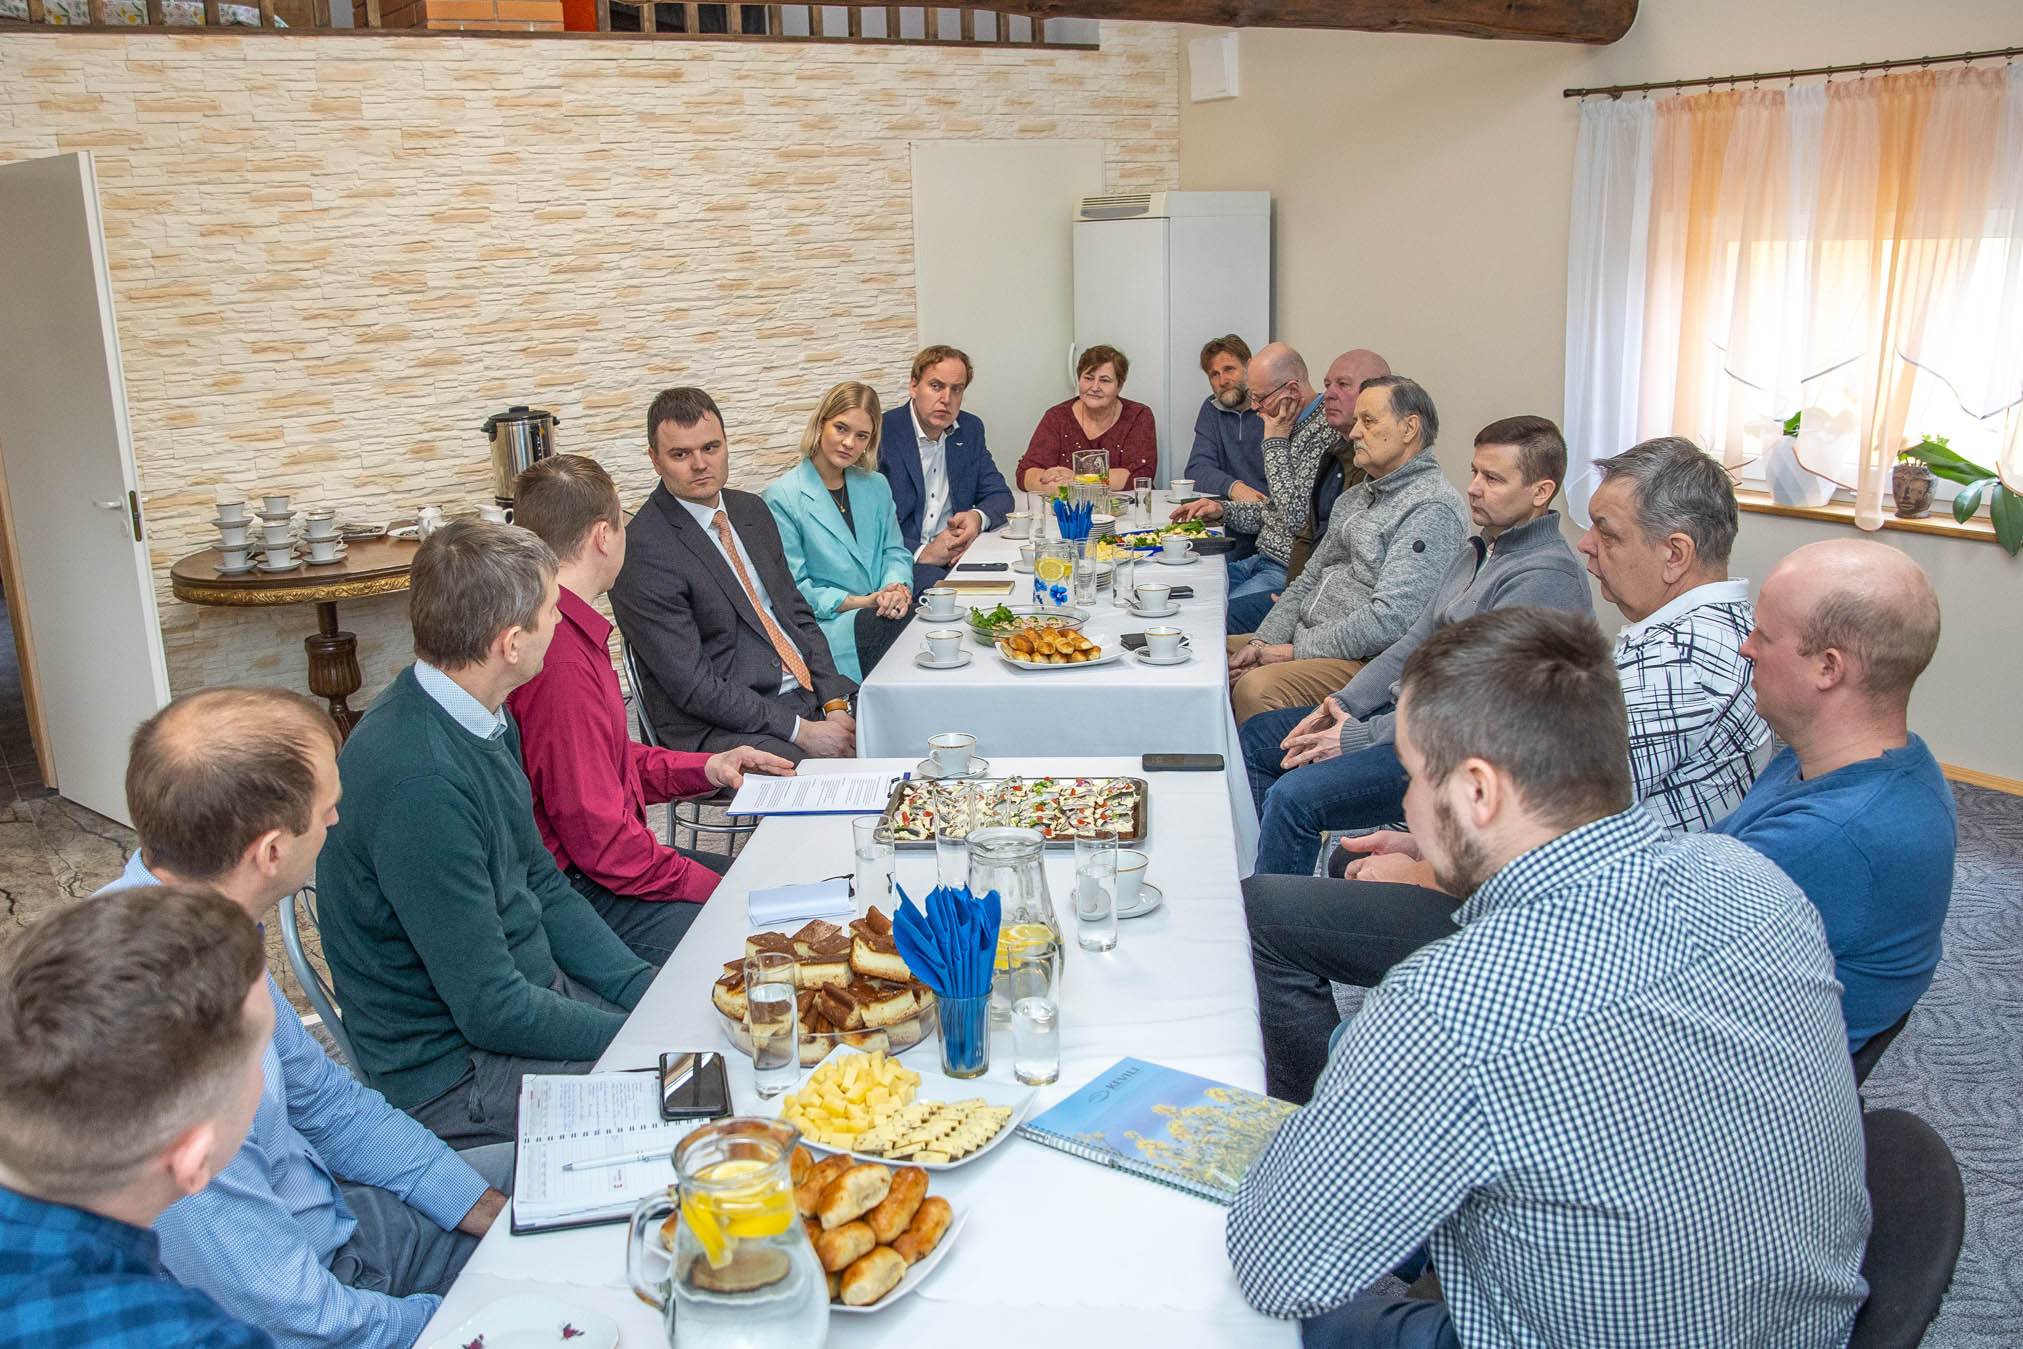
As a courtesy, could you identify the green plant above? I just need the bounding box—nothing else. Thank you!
[1897,436,2022,556]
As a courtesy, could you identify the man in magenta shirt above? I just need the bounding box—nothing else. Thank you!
[507,453,793,965]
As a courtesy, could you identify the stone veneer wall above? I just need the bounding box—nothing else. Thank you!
[0,26,1179,703]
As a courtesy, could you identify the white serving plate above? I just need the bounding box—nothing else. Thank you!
[420,1294,617,1349]
[994,643,1125,672]
[764,1045,1035,1172]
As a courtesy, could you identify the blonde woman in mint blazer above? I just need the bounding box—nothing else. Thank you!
[763,382,917,680]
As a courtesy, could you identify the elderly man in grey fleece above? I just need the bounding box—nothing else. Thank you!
[1227,374,1467,724]
[1238,415,1593,877]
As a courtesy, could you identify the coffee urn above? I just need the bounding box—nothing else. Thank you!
[482,405,560,515]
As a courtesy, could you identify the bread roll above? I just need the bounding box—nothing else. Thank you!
[891,1196,951,1265]
[866,1165,927,1243]
[814,1219,876,1273]
[796,1154,853,1216]
[839,1246,908,1306]
[816,1162,893,1229]
[789,1145,813,1187]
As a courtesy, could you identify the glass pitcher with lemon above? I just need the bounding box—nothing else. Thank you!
[627,1118,829,1348]
[1070,449,1110,512]
[969,825,1062,1024]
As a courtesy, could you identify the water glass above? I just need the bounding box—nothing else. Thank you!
[1133,476,1153,521]
[1112,551,1136,608]
[744,952,799,1098]
[990,924,1054,1025]
[934,783,973,890]
[1012,993,1060,1086]
[1072,540,1100,606]
[1073,830,1120,952]
[852,816,893,916]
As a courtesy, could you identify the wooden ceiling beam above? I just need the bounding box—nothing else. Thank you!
[1015,0,1637,44]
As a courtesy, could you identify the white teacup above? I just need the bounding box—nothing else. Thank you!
[1134,582,1173,614]
[1169,477,1195,501]
[307,536,341,564]
[1116,849,1149,909]
[922,587,960,621]
[1018,542,1037,570]
[1145,626,1185,660]
[261,493,291,517]
[928,731,976,777]
[924,629,964,666]
[219,545,251,569]
[260,522,293,547]
[478,504,509,524]
[1163,536,1194,562]
[216,499,248,524]
[1005,511,1030,539]
[303,511,340,541]
[216,521,251,548]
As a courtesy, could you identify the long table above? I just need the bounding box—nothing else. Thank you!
[418,757,1294,1348]
[854,520,1260,870]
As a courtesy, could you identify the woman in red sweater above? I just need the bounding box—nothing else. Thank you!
[1017,344,1159,491]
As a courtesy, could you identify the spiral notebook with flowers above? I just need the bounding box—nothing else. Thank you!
[1016,1058,1297,1204]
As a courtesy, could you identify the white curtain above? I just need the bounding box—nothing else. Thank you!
[1563,96,1654,525]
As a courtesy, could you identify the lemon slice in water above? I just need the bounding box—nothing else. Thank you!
[681,1158,796,1268]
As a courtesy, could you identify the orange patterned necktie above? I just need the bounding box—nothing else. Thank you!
[713,510,812,691]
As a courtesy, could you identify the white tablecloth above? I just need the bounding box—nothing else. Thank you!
[855,521,1259,871]
[418,757,1293,1349]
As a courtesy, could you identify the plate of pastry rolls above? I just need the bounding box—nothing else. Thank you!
[794,1146,968,1311]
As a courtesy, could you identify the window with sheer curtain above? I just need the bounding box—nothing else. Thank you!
[1564,64,2023,529]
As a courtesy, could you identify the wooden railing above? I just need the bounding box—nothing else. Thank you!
[0,0,1098,43]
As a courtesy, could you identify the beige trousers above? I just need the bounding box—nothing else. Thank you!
[1226,634,1364,724]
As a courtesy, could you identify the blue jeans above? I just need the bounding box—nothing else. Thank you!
[1225,553,1287,634]
[1241,706,1411,877]
[1301,1295,1456,1349]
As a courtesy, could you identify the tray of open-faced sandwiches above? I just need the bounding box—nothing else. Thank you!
[712,909,937,1064]
[881,775,1147,847]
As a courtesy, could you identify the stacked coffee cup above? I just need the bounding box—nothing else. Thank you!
[253,493,300,572]
[301,508,344,565]
[211,491,256,573]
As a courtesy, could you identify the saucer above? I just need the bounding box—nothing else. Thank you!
[213,560,257,575]
[914,648,974,670]
[302,547,350,566]
[916,609,966,626]
[1131,647,1193,667]
[1127,603,1180,619]
[915,756,990,780]
[1117,881,1164,920]
[256,556,303,573]
[1153,551,1199,566]
[1011,559,1034,574]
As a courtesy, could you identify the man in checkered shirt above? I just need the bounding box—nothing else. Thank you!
[1578,436,1771,831]
[1227,606,1870,1348]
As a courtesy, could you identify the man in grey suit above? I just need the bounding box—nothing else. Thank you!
[611,387,858,764]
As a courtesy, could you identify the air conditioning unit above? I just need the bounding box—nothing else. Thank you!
[1072,192,1272,483]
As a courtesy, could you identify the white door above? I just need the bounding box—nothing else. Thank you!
[910,141,1106,482]
[1073,216,1172,479]
[0,152,171,825]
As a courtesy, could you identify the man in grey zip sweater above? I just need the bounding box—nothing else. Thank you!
[1227,376,1468,724]
[1239,417,1592,877]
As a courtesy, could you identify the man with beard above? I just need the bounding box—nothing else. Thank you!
[1227,606,1869,1349]
[1182,334,1267,502]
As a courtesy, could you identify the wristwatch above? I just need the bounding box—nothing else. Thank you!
[822,697,851,714]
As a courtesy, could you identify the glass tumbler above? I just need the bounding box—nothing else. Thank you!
[1072,829,1120,953]
[852,816,893,917]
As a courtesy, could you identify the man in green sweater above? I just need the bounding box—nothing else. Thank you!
[318,520,657,1147]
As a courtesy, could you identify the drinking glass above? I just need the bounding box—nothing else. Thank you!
[744,952,799,1098]
[1072,829,1120,952]
[1133,476,1153,521]
[852,816,893,917]
[1112,551,1136,608]
[933,782,974,891]
[1072,540,1100,606]
[938,993,991,1079]
[1011,992,1060,1086]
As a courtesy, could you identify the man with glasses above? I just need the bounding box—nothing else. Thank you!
[1176,345,1390,633]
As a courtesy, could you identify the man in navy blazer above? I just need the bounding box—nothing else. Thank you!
[879,345,1017,591]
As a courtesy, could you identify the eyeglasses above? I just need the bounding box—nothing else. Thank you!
[1248,378,1296,409]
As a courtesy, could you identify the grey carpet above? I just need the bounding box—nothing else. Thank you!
[1331,781,2020,1345]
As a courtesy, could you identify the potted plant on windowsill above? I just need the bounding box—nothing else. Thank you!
[1896,436,2022,555]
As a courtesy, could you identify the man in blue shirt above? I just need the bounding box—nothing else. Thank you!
[0,884,277,1348]
[1183,333,1267,502]
[1717,538,1955,1052]
[105,686,511,1349]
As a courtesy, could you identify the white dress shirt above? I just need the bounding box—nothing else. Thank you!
[676,493,805,696]
[912,406,956,553]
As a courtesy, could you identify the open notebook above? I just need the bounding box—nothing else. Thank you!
[509,1072,702,1235]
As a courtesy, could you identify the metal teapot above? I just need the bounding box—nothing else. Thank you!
[481,405,559,507]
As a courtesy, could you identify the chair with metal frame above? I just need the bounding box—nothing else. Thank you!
[276,884,363,1080]
[619,632,758,859]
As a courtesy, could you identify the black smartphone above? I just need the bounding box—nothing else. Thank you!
[1141,753,1225,772]
[659,1051,733,1121]
[1166,586,1196,600]
[955,562,1009,572]
[1121,633,1148,652]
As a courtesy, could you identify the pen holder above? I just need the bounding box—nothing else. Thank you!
[937,993,991,1079]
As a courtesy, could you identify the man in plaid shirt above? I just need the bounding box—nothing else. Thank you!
[1228,607,1869,1347]
[0,887,276,1348]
